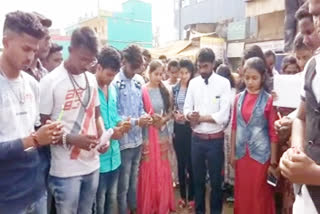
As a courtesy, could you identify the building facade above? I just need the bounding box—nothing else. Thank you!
[66,0,152,50]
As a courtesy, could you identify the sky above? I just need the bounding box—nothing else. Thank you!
[0,0,177,45]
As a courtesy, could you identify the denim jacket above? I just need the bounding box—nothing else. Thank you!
[112,70,145,151]
[236,90,271,164]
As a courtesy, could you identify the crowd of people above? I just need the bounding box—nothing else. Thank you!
[2,1,320,214]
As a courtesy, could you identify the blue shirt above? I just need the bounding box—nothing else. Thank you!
[98,85,122,173]
[112,70,145,150]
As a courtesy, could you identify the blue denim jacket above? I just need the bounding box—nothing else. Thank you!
[236,90,271,164]
[112,70,145,151]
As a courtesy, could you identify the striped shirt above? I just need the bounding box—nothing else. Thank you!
[177,87,187,113]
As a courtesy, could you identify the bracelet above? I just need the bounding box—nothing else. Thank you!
[62,133,68,149]
[31,132,41,147]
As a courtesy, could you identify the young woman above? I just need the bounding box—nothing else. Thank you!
[237,45,273,93]
[137,60,175,214]
[216,64,236,186]
[230,57,278,214]
[172,59,195,210]
[281,56,300,75]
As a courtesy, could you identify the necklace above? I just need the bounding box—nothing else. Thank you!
[0,70,26,105]
[67,71,91,110]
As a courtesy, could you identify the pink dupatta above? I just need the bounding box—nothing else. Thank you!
[137,86,175,214]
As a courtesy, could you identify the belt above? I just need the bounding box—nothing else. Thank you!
[192,131,224,140]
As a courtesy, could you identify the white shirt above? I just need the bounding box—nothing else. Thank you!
[40,64,100,178]
[184,72,231,134]
[0,72,39,141]
[301,54,320,102]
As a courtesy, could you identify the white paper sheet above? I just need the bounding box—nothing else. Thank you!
[273,74,303,108]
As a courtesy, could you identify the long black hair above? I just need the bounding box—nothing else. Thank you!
[216,64,235,88]
[179,58,195,87]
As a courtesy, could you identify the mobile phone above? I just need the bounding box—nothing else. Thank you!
[267,174,278,187]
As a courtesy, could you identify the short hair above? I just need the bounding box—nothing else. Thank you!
[243,45,267,67]
[216,64,235,88]
[32,12,52,28]
[48,43,63,56]
[167,59,179,70]
[293,33,310,52]
[197,48,215,63]
[213,59,223,71]
[264,50,276,60]
[142,49,151,59]
[281,55,299,71]
[159,55,167,61]
[71,27,98,55]
[122,44,143,70]
[295,6,313,22]
[97,46,121,72]
[3,11,46,39]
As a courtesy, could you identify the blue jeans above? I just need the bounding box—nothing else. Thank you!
[117,146,142,214]
[191,136,224,214]
[95,168,119,214]
[48,170,99,214]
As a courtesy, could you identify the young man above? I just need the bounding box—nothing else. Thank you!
[264,50,279,75]
[0,11,62,214]
[25,12,52,81]
[164,59,180,87]
[112,44,151,214]
[95,46,131,214]
[279,2,320,212]
[184,48,231,214]
[39,27,109,214]
[295,5,320,52]
[294,33,314,70]
[43,43,63,72]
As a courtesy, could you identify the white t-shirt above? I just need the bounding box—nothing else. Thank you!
[0,72,39,141]
[40,64,100,178]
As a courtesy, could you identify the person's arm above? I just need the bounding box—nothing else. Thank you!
[280,150,320,185]
[291,101,306,150]
[184,81,194,120]
[229,96,238,168]
[267,97,279,166]
[0,139,29,161]
[95,107,104,139]
[200,81,231,124]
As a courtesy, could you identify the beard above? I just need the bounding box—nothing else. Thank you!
[200,72,212,80]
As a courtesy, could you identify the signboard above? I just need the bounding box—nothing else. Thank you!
[227,42,245,58]
[245,40,284,52]
[227,20,246,41]
[200,37,226,60]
